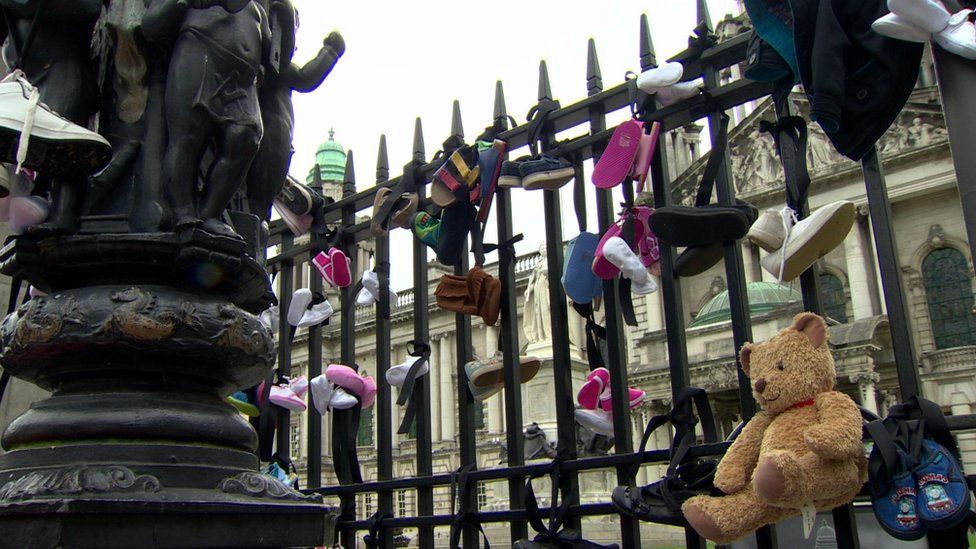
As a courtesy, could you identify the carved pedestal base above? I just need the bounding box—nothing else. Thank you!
[0,232,333,548]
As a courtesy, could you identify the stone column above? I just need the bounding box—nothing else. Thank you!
[844,214,877,320]
[429,339,442,442]
[488,393,503,434]
[951,395,976,473]
[865,214,888,315]
[645,290,663,332]
[485,326,498,358]
[849,371,880,415]
[440,334,456,442]
[742,241,762,283]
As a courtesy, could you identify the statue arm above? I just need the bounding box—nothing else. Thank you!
[282,32,344,93]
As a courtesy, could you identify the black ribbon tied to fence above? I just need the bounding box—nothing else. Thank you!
[396,339,431,434]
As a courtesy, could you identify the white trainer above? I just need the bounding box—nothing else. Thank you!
[635,61,684,93]
[889,0,951,33]
[0,70,111,175]
[748,208,790,253]
[935,9,976,59]
[760,201,856,281]
[656,79,703,107]
[872,12,932,42]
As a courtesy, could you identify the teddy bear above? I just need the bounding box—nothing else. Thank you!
[682,312,866,543]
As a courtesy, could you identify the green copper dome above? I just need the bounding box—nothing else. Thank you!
[690,282,802,328]
[307,128,346,185]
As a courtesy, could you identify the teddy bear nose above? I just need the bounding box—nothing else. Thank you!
[755,378,767,394]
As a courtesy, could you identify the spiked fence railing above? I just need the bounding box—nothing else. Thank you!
[253,5,976,549]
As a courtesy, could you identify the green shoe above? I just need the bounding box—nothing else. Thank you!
[412,211,440,249]
[226,391,260,417]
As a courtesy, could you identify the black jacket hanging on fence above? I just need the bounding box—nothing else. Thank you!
[746,0,923,161]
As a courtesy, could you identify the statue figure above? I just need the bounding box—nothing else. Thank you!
[0,0,105,233]
[144,0,270,237]
[522,243,551,345]
[807,123,836,169]
[245,0,343,224]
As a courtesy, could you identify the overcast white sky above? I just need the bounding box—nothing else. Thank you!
[287,0,742,289]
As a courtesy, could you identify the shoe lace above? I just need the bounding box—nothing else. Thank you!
[2,70,39,174]
[776,205,798,283]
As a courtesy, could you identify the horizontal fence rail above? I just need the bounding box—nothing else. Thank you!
[253,6,976,549]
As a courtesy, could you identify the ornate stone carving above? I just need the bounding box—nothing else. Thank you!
[928,224,947,249]
[848,371,881,386]
[103,287,177,341]
[218,472,320,502]
[0,466,160,501]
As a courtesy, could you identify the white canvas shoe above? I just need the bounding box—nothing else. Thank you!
[635,61,684,93]
[655,79,703,107]
[0,70,111,175]
[298,299,333,328]
[760,201,856,281]
[259,306,279,331]
[385,357,430,388]
[935,9,976,59]
[873,12,932,42]
[889,0,951,33]
[287,288,313,327]
[575,408,614,437]
[747,208,790,253]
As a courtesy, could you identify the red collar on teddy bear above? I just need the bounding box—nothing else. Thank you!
[787,398,816,411]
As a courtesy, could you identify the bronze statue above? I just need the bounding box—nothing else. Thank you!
[246,0,343,223]
[145,0,270,237]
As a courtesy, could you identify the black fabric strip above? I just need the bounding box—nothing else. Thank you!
[693,113,730,207]
[573,155,587,233]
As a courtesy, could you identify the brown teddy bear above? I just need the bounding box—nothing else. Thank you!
[682,312,866,543]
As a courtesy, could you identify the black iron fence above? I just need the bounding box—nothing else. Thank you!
[256,2,976,548]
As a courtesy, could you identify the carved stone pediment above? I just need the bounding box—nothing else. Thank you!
[672,90,949,205]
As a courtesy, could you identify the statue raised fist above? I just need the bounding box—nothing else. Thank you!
[324,31,345,58]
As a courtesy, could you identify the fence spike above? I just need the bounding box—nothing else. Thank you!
[450,99,464,140]
[493,80,507,121]
[412,117,425,161]
[639,13,657,71]
[697,0,713,31]
[537,60,553,101]
[342,149,356,196]
[376,134,389,183]
[586,38,603,95]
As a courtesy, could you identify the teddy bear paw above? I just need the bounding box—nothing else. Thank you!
[754,452,803,505]
[683,498,726,543]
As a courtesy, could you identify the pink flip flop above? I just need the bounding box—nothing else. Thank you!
[325,364,365,397]
[592,119,643,189]
[599,386,646,411]
[631,121,662,193]
[578,368,610,410]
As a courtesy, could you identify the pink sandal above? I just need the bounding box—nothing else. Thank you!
[592,206,657,279]
[631,122,662,193]
[578,368,610,410]
[593,119,643,189]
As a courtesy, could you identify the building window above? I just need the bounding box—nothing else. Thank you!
[397,490,407,516]
[477,483,488,509]
[922,247,976,349]
[358,493,375,520]
[358,406,374,447]
[290,422,301,458]
[474,402,485,431]
[819,273,848,323]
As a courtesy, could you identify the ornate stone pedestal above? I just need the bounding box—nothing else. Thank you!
[0,231,334,548]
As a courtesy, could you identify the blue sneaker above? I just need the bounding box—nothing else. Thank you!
[519,155,574,191]
[872,461,927,541]
[914,439,971,530]
[476,139,506,222]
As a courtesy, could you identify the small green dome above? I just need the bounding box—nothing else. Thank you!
[307,128,346,185]
[690,282,801,328]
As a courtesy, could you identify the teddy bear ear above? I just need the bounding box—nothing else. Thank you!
[792,312,827,348]
[739,343,753,377]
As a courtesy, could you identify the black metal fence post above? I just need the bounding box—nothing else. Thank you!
[586,37,641,548]
[535,60,583,535]
[374,135,395,549]
[337,150,361,548]
[492,79,530,542]
[410,118,436,549]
